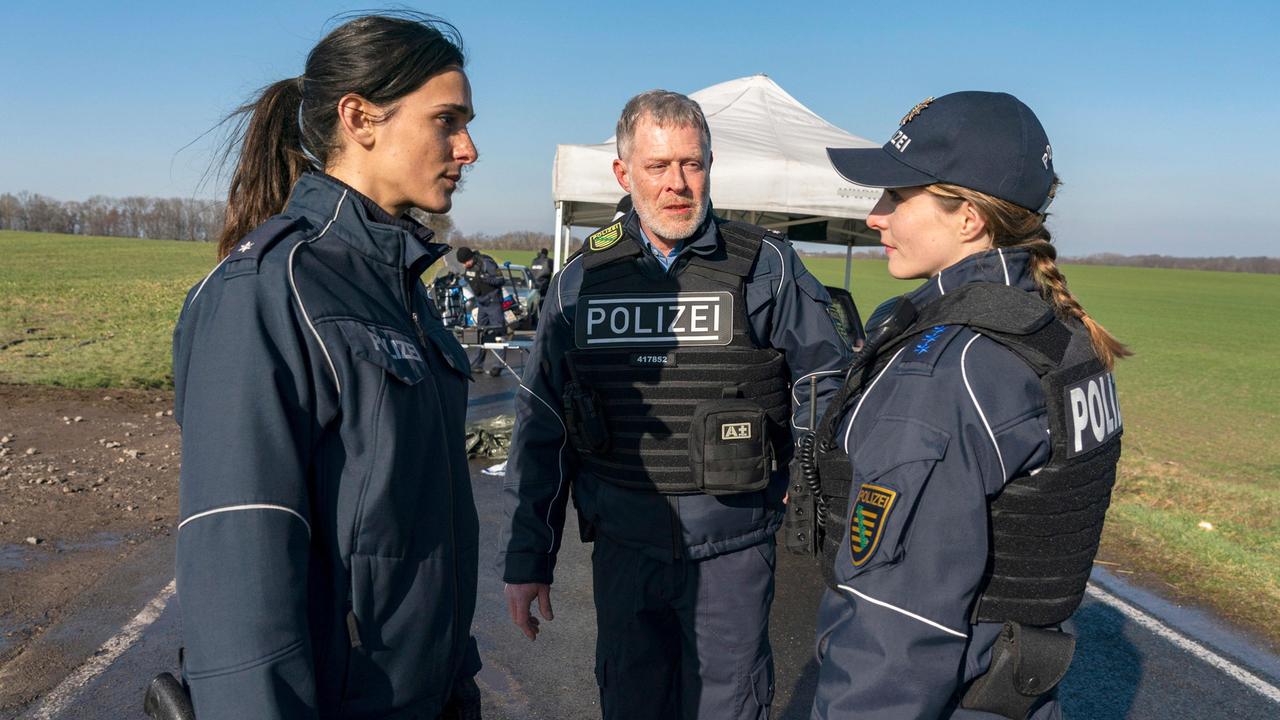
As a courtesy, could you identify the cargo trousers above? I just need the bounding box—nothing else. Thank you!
[591,535,776,720]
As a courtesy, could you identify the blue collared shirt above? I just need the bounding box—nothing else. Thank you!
[636,225,683,272]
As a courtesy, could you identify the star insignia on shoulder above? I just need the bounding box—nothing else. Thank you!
[899,96,934,126]
[238,241,254,253]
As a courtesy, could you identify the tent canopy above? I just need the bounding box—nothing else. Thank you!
[550,74,885,266]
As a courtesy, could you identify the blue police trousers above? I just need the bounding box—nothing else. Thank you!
[591,535,776,720]
[468,298,506,370]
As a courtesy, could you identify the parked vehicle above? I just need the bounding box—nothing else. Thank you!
[431,262,539,331]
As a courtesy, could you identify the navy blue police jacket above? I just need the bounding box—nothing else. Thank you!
[500,210,851,584]
[812,248,1066,720]
[172,173,480,719]
[464,253,505,302]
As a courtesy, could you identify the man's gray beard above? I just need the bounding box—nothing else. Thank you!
[634,193,710,242]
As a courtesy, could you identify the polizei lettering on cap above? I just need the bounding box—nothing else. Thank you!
[1064,370,1122,457]
[575,292,734,349]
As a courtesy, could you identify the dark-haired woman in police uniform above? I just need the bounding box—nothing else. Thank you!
[810,92,1130,719]
[172,14,483,719]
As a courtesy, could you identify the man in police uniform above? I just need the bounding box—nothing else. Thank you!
[529,248,553,295]
[457,245,506,372]
[526,248,553,324]
[500,90,851,720]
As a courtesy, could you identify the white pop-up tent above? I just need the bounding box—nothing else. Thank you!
[550,74,885,285]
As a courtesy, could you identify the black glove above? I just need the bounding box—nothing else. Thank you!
[439,675,482,720]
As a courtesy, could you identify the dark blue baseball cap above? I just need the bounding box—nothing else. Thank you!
[827,91,1056,213]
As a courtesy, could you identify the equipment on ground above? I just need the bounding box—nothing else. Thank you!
[431,262,538,330]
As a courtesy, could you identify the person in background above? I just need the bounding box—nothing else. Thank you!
[171,13,482,719]
[526,247,553,325]
[811,91,1129,719]
[501,89,851,720]
[529,247,553,296]
[457,245,506,372]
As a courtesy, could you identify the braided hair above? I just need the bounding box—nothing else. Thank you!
[924,182,1132,368]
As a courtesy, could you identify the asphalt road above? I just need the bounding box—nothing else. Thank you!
[8,370,1280,719]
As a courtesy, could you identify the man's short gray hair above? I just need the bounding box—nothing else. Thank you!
[616,90,711,161]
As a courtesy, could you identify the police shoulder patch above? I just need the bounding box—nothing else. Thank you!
[850,483,898,567]
[586,222,623,252]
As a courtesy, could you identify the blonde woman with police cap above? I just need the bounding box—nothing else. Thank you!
[806,92,1129,719]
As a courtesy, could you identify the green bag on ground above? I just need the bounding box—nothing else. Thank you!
[464,414,514,459]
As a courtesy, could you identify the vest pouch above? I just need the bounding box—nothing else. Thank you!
[690,398,772,496]
[563,380,610,455]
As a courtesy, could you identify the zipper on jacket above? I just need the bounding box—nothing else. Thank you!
[402,267,430,349]
[407,279,464,679]
[346,608,362,649]
[410,311,429,348]
[337,600,357,711]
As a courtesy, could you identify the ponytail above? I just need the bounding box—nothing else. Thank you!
[215,78,310,259]
[211,12,465,260]
[925,183,1132,368]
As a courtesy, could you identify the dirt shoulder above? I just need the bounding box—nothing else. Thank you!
[0,383,179,702]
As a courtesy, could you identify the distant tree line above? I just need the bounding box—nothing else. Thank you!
[0,191,462,246]
[453,230,561,253]
[796,247,1280,274]
[1057,253,1280,274]
[4,192,1274,273]
[0,191,226,242]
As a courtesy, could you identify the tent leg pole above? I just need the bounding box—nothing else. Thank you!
[553,202,564,272]
[843,236,853,291]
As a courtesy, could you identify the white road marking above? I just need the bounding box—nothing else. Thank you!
[25,580,176,720]
[1086,584,1280,704]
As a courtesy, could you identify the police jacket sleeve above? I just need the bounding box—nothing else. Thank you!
[499,269,576,585]
[753,241,851,439]
[172,268,334,719]
[813,333,1050,719]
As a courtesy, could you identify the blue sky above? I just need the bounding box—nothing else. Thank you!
[2,1,1277,256]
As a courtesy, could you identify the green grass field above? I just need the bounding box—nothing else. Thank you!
[0,232,215,388]
[3,231,1279,642]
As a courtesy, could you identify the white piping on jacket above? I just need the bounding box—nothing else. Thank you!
[960,334,1007,482]
[842,348,906,454]
[179,503,312,537]
[189,256,231,306]
[837,584,969,639]
[516,382,571,553]
[762,238,787,298]
[557,253,585,329]
[288,189,347,395]
[791,370,845,431]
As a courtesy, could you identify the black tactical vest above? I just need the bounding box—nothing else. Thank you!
[564,220,793,495]
[814,284,1121,627]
